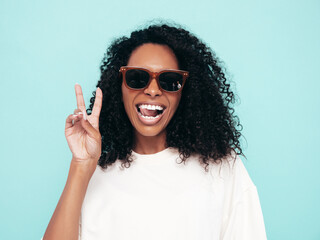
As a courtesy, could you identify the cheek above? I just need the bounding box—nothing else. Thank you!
[169,94,182,113]
[165,95,181,122]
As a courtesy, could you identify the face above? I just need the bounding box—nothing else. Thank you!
[121,43,182,138]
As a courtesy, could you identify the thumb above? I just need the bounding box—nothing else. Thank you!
[80,111,98,139]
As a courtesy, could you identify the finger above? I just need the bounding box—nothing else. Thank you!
[91,87,103,128]
[74,108,83,115]
[72,113,83,125]
[75,84,86,112]
[66,114,74,129]
[65,114,78,129]
[80,115,99,139]
[66,113,83,129]
[72,109,84,124]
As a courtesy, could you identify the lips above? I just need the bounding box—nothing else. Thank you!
[135,103,167,125]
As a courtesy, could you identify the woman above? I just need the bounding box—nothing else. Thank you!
[43,24,267,240]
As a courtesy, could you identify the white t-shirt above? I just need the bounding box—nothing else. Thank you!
[78,147,267,240]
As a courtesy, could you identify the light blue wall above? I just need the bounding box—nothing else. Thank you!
[1,0,319,239]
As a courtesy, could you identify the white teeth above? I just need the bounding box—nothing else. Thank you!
[138,112,161,119]
[137,104,165,119]
[139,104,163,111]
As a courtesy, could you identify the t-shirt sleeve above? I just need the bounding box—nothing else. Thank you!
[216,155,267,240]
[221,185,267,240]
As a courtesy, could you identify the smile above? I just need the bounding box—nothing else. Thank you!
[135,103,167,125]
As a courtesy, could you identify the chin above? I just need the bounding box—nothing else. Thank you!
[134,125,166,137]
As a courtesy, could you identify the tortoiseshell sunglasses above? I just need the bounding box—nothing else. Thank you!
[119,66,189,92]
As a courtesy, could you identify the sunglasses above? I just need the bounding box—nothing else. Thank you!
[119,66,189,92]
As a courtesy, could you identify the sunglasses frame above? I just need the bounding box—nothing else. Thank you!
[119,66,189,93]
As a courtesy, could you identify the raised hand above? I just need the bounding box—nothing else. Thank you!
[65,84,103,170]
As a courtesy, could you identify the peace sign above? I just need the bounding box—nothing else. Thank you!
[65,84,103,172]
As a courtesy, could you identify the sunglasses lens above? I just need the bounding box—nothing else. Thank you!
[125,69,149,89]
[159,72,183,92]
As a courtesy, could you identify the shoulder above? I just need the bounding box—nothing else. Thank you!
[213,154,267,239]
[206,152,256,196]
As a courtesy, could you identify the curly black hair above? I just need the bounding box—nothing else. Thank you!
[87,23,243,171]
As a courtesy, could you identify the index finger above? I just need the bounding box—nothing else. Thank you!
[91,87,103,119]
[75,84,86,111]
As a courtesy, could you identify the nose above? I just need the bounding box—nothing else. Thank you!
[144,77,162,97]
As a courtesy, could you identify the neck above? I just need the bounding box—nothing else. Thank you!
[133,131,167,154]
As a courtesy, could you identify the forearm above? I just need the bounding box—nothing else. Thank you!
[43,160,95,240]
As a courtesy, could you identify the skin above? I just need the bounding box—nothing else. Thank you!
[43,43,182,239]
[121,43,182,154]
[43,85,103,240]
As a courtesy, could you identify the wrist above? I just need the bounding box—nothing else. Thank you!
[69,158,98,182]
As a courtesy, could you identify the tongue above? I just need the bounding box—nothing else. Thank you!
[140,108,158,117]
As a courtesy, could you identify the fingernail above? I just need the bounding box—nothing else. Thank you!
[83,110,87,120]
